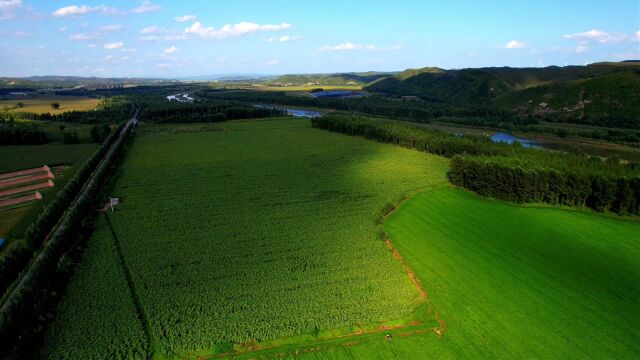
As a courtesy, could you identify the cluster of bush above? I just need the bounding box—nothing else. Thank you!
[0,121,134,354]
[311,114,640,215]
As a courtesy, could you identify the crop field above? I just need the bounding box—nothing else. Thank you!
[276,187,639,359]
[42,118,450,358]
[0,95,100,114]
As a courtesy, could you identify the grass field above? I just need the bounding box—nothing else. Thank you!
[265,187,638,359]
[0,95,100,114]
[42,118,450,359]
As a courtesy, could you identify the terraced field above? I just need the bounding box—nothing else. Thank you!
[42,118,449,358]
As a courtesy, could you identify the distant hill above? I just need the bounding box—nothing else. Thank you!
[267,72,394,86]
[365,62,640,127]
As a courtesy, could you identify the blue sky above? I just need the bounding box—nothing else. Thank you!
[0,0,639,77]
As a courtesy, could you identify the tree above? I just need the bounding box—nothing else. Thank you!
[63,131,79,144]
[50,102,61,110]
[16,102,24,108]
[58,125,65,134]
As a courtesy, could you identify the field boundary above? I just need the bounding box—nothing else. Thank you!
[104,214,156,358]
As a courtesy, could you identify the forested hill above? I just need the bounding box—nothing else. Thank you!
[365,62,640,128]
[267,72,394,86]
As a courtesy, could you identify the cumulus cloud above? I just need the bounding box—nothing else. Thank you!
[164,45,179,54]
[320,42,403,52]
[266,59,279,65]
[636,30,640,40]
[174,14,196,22]
[504,40,526,49]
[267,35,300,42]
[563,29,628,44]
[104,42,124,49]
[52,5,118,17]
[184,21,292,39]
[133,0,161,14]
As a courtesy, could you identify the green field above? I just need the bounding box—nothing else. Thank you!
[42,118,450,359]
[277,187,639,359]
[0,143,97,238]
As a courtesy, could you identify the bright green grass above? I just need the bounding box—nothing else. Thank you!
[287,187,640,359]
[42,118,449,358]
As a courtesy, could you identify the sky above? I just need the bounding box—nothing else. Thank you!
[0,0,639,77]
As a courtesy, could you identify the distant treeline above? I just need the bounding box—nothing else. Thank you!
[138,100,285,123]
[0,123,47,145]
[311,114,640,215]
[195,89,523,125]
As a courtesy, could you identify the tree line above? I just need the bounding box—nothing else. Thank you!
[0,122,47,145]
[0,122,126,296]
[138,100,285,123]
[0,121,135,357]
[311,114,640,215]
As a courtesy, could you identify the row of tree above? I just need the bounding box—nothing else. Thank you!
[0,122,125,295]
[449,156,640,214]
[311,114,640,214]
[0,121,135,356]
[0,124,47,145]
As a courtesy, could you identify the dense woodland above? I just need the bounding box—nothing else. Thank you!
[311,114,640,215]
[138,100,284,123]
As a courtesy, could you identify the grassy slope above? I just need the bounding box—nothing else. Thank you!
[42,118,449,358]
[293,187,639,359]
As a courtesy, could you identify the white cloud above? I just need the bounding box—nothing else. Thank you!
[164,45,179,54]
[59,27,67,32]
[636,30,640,41]
[613,51,639,59]
[104,41,124,49]
[267,35,300,42]
[88,43,97,48]
[52,5,118,17]
[266,59,279,65]
[184,21,292,40]
[133,0,160,14]
[69,33,91,41]
[99,24,123,32]
[320,42,403,52]
[504,40,526,49]
[174,14,196,22]
[104,55,115,60]
[0,0,21,10]
[563,29,628,44]
[140,25,166,34]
